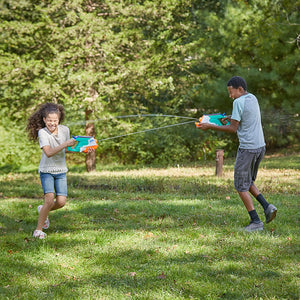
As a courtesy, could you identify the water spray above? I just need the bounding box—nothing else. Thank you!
[66,114,199,152]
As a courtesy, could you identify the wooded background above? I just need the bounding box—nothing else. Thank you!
[0,0,299,170]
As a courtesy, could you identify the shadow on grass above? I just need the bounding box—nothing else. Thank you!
[0,158,299,299]
[0,172,233,199]
[0,178,42,198]
[0,195,299,299]
[67,173,233,198]
[1,219,297,299]
[78,248,293,299]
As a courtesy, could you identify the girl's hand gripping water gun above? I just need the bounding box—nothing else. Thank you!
[195,113,230,128]
[67,136,98,153]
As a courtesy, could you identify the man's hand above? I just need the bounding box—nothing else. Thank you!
[197,123,213,131]
[197,119,239,133]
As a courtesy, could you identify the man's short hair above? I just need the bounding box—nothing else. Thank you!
[227,76,247,91]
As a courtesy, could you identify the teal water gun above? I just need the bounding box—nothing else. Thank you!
[67,136,98,153]
[195,113,230,127]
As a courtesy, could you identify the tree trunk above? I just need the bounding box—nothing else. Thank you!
[85,108,96,172]
[215,149,224,177]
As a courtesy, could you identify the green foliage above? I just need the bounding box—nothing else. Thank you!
[74,116,236,165]
[0,0,299,166]
[0,124,40,172]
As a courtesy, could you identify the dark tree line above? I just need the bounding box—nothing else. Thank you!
[0,0,299,169]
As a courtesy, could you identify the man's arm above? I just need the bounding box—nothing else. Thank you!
[197,119,239,133]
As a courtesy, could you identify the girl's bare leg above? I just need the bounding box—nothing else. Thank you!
[36,193,55,231]
[36,194,66,231]
[51,195,67,211]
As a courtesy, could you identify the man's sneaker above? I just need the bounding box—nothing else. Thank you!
[37,205,50,229]
[264,204,277,223]
[243,221,264,232]
[33,230,47,239]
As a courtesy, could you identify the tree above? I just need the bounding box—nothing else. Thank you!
[0,0,299,169]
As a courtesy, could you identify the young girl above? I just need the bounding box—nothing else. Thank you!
[27,103,76,239]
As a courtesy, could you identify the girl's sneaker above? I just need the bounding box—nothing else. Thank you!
[33,230,47,239]
[37,205,50,229]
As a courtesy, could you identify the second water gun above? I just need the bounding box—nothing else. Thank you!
[195,113,230,128]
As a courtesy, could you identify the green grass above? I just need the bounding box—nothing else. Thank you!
[0,154,299,299]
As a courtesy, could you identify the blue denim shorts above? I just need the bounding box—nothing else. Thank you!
[234,147,265,192]
[40,172,68,196]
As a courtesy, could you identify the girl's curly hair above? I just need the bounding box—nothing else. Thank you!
[26,103,65,140]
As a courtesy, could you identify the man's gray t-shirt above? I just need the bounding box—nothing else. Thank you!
[231,93,265,149]
[38,125,70,174]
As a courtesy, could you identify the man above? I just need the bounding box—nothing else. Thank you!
[198,76,277,232]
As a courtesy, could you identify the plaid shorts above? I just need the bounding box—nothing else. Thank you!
[234,147,265,192]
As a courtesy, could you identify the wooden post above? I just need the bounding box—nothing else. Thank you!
[216,149,224,177]
[85,108,96,172]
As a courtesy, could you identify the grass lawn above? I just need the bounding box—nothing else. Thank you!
[0,154,299,299]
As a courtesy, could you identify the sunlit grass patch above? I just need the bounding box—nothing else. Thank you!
[0,154,299,299]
